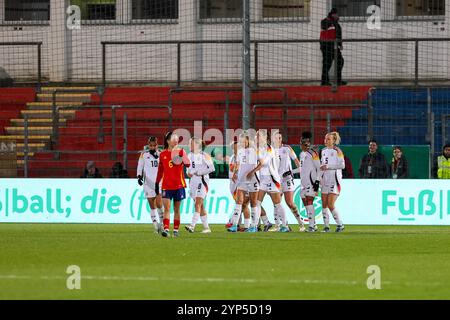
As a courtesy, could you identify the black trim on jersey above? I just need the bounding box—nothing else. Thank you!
[201,175,209,192]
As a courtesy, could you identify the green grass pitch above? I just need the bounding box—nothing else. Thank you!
[0,224,449,300]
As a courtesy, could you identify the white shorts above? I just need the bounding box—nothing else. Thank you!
[321,183,341,195]
[189,180,208,199]
[280,178,295,193]
[237,179,259,193]
[144,183,159,198]
[259,175,281,193]
[300,183,317,198]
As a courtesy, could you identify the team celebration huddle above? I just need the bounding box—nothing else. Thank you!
[137,130,345,237]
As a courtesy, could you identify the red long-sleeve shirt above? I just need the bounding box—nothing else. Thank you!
[155,148,190,190]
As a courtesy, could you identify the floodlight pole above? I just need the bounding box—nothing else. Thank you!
[242,0,251,130]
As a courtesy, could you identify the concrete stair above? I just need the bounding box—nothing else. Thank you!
[26,101,83,110]
[4,86,97,169]
[36,93,92,103]
[21,110,77,119]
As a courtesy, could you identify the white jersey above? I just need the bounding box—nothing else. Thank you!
[320,147,345,187]
[187,151,215,187]
[236,147,259,183]
[258,145,281,183]
[137,149,160,186]
[299,149,321,186]
[276,144,298,179]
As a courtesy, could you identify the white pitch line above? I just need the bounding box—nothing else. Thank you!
[0,274,389,286]
[0,274,364,286]
[2,275,448,288]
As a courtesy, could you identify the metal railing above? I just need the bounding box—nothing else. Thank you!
[253,102,367,143]
[53,104,172,154]
[0,41,42,89]
[22,104,171,177]
[101,38,450,88]
[50,88,103,147]
[168,86,288,132]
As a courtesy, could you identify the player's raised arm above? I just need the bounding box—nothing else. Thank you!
[181,148,191,167]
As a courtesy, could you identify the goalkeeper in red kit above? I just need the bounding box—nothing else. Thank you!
[155,131,191,237]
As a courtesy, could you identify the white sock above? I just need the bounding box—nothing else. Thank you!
[254,201,263,227]
[150,208,159,230]
[201,215,209,230]
[323,208,330,228]
[331,208,343,226]
[275,203,287,227]
[191,212,200,227]
[231,204,242,225]
[291,204,304,226]
[244,218,251,228]
[261,214,270,226]
[157,207,164,223]
[306,204,315,228]
[274,210,279,225]
[251,206,259,228]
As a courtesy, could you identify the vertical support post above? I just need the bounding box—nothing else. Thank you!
[442,114,447,149]
[123,112,128,172]
[224,92,229,164]
[98,86,105,143]
[426,87,431,143]
[430,112,435,179]
[254,42,259,88]
[310,105,315,144]
[326,112,331,133]
[111,106,117,160]
[368,89,374,141]
[51,90,57,149]
[37,43,42,92]
[102,43,106,88]
[177,42,182,88]
[414,40,419,87]
[23,114,29,178]
[242,0,251,130]
[282,105,288,142]
[224,92,229,132]
[54,106,61,160]
[168,104,173,131]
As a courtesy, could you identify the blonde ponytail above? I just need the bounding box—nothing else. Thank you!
[329,132,341,145]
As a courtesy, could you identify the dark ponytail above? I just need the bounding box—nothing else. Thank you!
[164,131,173,150]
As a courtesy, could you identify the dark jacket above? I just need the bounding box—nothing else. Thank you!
[358,152,389,179]
[390,157,408,179]
[110,162,129,178]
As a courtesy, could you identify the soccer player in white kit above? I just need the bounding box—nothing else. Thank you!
[185,137,215,234]
[226,141,252,230]
[320,132,345,233]
[227,131,260,232]
[137,136,164,233]
[272,132,305,232]
[246,130,289,233]
[299,131,321,233]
